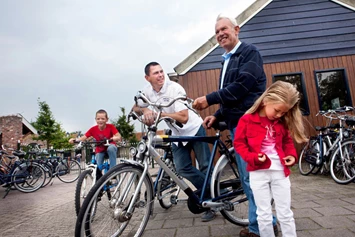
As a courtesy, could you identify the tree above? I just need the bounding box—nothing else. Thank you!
[31,98,71,149]
[111,107,138,144]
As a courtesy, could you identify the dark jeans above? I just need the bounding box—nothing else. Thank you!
[171,125,211,190]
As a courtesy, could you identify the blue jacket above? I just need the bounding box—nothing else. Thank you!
[206,42,266,130]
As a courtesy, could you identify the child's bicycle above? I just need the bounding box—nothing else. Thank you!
[75,92,248,237]
[74,139,114,216]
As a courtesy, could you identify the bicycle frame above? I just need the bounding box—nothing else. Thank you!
[124,129,242,215]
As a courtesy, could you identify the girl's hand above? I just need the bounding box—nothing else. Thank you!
[283,156,295,166]
[258,153,266,162]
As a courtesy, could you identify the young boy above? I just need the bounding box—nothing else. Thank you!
[69,109,122,169]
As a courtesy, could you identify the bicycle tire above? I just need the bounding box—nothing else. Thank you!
[298,139,322,175]
[57,159,81,183]
[157,170,176,209]
[41,162,54,188]
[75,163,154,237]
[75,169,94,216]
[12,162,46,193]
[330,140,355,184]
[212,147,249,226]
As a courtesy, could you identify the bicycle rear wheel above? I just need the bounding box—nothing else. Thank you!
[75,163,154,237]
[298,139,320,175]
[330,140,355,184]
[12,162,46,193]
[75,169,94,216]
[157,170,177,209]
[57,159,81,183]
[212,148,248,226]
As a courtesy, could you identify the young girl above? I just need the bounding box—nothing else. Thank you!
[234,81,308,237]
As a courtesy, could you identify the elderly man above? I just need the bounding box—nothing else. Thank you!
[193,14,278,237]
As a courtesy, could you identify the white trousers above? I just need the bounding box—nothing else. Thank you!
[250,170,297,237]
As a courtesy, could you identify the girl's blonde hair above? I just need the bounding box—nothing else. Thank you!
[246,81,308,143]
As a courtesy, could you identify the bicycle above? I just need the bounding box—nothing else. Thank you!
[0,146,46,198]
[298,107,355,184]
[74,139,114,216]
[75,92,248,237]
[24,143,81,186]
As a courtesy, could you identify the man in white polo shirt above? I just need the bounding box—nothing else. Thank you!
[132,61,215,222]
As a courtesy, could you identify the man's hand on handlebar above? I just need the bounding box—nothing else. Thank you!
[142,110,157,126]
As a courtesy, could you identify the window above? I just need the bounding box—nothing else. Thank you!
[273,73,310,115]
[314,69,351,111]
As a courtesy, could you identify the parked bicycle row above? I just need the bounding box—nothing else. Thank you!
[0,144,82,198]
[298,106,355,184]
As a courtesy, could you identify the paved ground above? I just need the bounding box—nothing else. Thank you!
[1,167,355,237]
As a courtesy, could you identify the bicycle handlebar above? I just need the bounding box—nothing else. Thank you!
[74,139,113,149]
[132,91,199,131]
[316,106,355,120]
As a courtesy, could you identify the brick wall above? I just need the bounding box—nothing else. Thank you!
[0,115,23,149]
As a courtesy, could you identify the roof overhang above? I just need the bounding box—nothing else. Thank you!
[332,0,355,11]
[18,114,38,135]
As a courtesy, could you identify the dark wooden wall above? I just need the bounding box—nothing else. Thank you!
[178,55,355,145]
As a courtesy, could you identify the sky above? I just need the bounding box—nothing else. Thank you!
[0,0,255,133]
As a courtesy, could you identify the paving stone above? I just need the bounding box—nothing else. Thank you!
[308,228,355,237]
[293,208,323,218]
[311,216,355,228]
[313,206,355,216]
[176,226,209,237]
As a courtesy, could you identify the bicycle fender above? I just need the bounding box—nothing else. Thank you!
[86,164,97,169]
[210,148,234,198]
[118,158,144,168]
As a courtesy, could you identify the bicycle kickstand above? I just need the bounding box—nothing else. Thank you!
[3,185,11,199]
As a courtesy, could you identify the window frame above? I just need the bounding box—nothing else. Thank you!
[272,72,310,116]
[314,68,352,111]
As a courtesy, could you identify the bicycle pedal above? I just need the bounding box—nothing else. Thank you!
[223,201,234,211]
[136,200,146,208]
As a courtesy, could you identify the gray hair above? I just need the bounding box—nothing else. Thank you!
[216,13,238,26]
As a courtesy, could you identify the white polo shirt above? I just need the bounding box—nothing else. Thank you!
[138,78,202,138]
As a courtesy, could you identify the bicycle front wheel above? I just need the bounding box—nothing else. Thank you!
[330,140,355,184]
[57,159,81,183]
[75,163,154,237]
[212,148,249,226]
[75,169,95,216]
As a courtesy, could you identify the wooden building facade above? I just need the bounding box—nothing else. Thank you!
[172,0,355,141]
